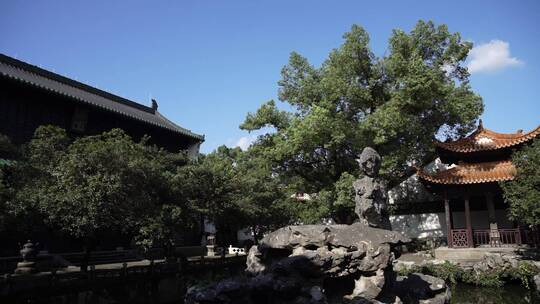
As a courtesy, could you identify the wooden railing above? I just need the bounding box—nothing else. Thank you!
[0,255,248,299]
[473,230,490,246]
[0,246,211,274]
[60,249,141,266]
[453,228,523,248]
[499,229,521,245]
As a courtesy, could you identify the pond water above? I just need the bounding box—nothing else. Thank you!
[5,279,539,303]
[451,283,539,304]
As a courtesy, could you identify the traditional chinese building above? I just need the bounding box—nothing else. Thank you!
[0,53,203,156]
[416,120,540,248]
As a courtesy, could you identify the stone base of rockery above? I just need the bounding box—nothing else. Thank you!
[185,223,450,304]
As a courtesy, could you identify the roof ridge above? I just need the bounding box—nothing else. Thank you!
[417,159,517,185]
[155,111,204,140]
[0,53,204,141]
[0,53,153,113]
[478,127,537,139]
[435,123,540,153]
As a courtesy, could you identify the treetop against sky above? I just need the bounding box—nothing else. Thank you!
[1,0,538,153]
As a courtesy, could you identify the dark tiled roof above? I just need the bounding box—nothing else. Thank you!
[417,160,516,185]
[435,120,539,153]
[0,54,204,141]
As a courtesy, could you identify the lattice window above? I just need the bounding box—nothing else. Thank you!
[451,229,469,248]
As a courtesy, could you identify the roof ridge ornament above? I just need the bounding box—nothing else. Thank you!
[478,119,483,130]
[151,98,158,111]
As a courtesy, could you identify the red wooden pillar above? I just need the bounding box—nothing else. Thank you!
[444,191,453,248]
[486,192,500,246]
[464,194,473,247]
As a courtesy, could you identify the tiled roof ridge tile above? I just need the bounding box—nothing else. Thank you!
[0,53,204,141]
[417,159,517,185]
[435,124,540,153]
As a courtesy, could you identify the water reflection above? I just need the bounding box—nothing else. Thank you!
[451,284,539,304]
[6,280,539,304]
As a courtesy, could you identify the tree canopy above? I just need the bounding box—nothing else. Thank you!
[178,146,293,243]
[501,139,540,226]
[0,126,295,251]
[7,126,191,250]
[241,20,483,223]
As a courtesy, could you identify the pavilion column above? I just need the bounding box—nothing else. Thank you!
[444,191,453,248]
[486,192,497,229]
[486,192,500,246]
[464,194,473,247]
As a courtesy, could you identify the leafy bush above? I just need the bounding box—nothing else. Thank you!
[7,126,192,249]
[398,261,539,289]
[504,261,538,289]
[2,127,296,250]
[462,269,504,288]
[395,261,463,284]
[501,138,540,225]
[424,261,463,285]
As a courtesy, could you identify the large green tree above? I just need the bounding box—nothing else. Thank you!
[10,126,190,251]
[241,20,483,223]
[175,146,241,236]
[177,146,293,244]
[501,139,540,226]
[233,149,292,241]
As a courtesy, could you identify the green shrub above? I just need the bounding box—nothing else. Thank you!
[424,261,463,284]
[399,260,539,289]
[461,269,504,288]
[504,261,539,289]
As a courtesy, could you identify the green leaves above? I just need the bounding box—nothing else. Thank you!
[501,139,540,225]
[240,20,483,222]
[240,100,292,131]
[177,146,293,241]
[8,126,191,247]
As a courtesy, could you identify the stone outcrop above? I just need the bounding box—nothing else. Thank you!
[393,273,450,304]
[354,147,391,230]
[473,252,520,272]
[534,274,540,294]
[186,223,450,304]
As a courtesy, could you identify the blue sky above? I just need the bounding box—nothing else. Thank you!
[1,1,539,153]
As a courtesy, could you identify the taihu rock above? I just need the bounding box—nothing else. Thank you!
[354,147,392,230]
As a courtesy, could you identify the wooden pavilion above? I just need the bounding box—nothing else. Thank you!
[417,120,540,248]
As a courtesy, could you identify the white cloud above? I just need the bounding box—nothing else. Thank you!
[467,40,523,74]
[234,135,256,151]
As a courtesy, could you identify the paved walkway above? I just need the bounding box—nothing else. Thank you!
[434,246,520,264]
[397,252,434,264]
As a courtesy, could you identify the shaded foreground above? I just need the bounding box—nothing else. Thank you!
[186,223,453,303]
[451,283,539,304]
[0,255,246,304]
